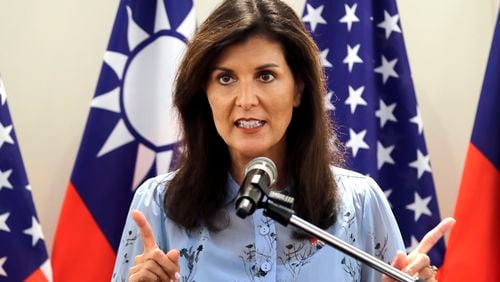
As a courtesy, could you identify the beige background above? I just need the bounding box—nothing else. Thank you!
[0,0,498,253]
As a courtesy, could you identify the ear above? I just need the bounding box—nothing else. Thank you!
[293,80,304,107]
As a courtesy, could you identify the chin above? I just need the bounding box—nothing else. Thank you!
[234,144,271,159]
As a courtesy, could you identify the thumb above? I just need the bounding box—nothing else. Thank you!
[391,251,408,270]
[166,249,180,264]
[383,251,408,282]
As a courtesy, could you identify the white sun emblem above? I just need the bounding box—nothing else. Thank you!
[90,1,196,190]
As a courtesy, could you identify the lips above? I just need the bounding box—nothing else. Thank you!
[235,119,265,129]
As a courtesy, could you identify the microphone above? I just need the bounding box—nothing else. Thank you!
[235,157,277,219]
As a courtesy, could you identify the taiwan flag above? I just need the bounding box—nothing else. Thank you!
[438,12,500,282]
[51,0,196,280]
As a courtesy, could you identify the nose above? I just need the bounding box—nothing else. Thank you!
[235,82,259,110]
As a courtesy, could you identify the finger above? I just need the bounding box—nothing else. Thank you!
[129,264,140,275]
[130,253,172,280]
[142,259,170,281]
[134,254,145,265]
[413,217,456,254]
[382,251,408,282]
[166,249,181,279]
[392,251,409,270]
[417,265,435,281]
[129,269,160,282]
[166,249,180,265]
[148,249,180,275]
[404,253,430,276]
[132,209,157,251]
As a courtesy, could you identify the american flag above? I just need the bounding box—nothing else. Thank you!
[51,0,195,280]
[302,0,445,265]
[0,77,52,281]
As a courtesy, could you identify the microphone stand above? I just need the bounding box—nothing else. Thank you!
[258,194,424,282]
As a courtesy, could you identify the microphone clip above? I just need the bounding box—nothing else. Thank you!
[268,191,294,210]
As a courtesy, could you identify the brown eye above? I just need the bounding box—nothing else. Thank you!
[259,72,275,83]
[218,74,235,85]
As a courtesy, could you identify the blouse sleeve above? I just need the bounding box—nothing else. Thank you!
[111,174,172,282]
[334,167,405,281]
[359,176,406,281]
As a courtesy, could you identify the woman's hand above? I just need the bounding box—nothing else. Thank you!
[383,217,456,282]
[129,210,181,282]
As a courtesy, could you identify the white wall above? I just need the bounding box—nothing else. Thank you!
[0,0,498,253]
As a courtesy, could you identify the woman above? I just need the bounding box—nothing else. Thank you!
[112,0,453,281]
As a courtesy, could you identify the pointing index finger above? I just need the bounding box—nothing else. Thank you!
[414,217,456,254]
[131,209,157,251]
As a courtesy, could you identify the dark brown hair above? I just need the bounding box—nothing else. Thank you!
[165,0,343,232]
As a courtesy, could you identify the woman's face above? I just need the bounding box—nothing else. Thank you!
[206,35,302,165]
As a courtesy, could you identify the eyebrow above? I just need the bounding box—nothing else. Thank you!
[212,63,280,72]
[256,63,280,70]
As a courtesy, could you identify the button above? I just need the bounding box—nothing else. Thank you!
[259,226,270,235]
[260,262,272,272]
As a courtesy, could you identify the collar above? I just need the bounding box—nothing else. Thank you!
[225,173,292,205]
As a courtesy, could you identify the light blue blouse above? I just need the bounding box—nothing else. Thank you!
[112,167,405,282]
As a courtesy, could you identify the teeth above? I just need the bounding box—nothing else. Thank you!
[236,120,264,128]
